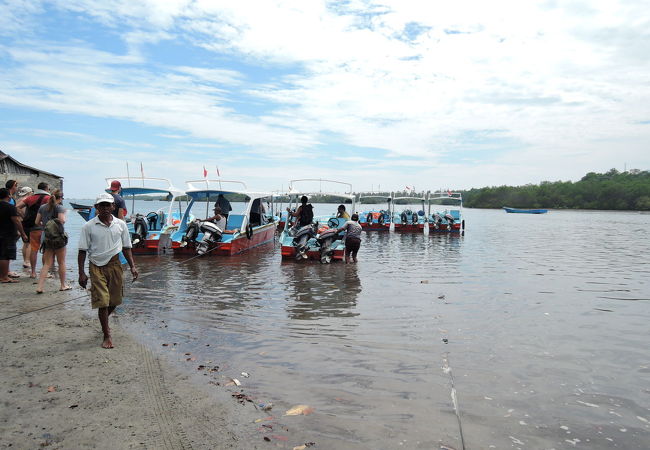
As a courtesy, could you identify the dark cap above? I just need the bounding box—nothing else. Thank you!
[110,180,121,191]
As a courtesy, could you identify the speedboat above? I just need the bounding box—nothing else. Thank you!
[426,190,464,234]
[103,176,187,255]
[78,176,188,255]
[279,179,355,263]
[357,194,392,231]
[391,193,426,232]
[170,179,277,256]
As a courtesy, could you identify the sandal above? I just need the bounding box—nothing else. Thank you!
[36,290,44,294]
[1,279,20,283]
[8,272,20,278]
[59,286,72,291]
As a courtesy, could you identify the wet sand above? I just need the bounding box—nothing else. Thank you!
[0,278,257,449]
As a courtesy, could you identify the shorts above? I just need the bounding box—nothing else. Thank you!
[345,237,361,253]
[0,235,17,260]
[89,255,124,309]
[29,230,42,252]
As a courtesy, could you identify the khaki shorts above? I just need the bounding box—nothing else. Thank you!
[29,230,42,252]
[89,254,124,309]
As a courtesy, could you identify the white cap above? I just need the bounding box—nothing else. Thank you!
[95,192,115,205]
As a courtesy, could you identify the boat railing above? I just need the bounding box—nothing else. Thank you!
[185,179,248,192]
[288,179,353,195]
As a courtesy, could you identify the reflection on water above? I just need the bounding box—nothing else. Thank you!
[65,204,650,449]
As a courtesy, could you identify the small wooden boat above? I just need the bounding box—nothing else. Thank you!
[70,202,92,210]
[503,207,548,214]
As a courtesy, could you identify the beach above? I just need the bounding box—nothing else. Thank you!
[0,278,263,450]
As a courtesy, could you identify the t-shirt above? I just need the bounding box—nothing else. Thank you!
[0,201,19,238]
[110,192,127,217]
[338,211,351,220]
[78,216,132,266]
[341,220,362,240]
[37,204,66,229]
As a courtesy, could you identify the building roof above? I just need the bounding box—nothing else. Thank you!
[0,150,63,179]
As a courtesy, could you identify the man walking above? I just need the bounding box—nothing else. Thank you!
[78,193,138,349]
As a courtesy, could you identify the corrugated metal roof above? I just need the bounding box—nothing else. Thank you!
[0,150,63,179]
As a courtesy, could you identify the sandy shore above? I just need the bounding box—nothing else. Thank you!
[0,277,266,450]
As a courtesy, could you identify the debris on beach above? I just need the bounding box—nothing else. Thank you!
[241,371,250,378]
[293,443,316,449]
[47,386,57,393]
[285,405,314,416]
[254,416,274,423]
[225,378,241,386]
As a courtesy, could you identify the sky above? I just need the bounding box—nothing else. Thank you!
[1,0,649,198]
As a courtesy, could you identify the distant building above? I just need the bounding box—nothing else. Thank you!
[0,150,63,191]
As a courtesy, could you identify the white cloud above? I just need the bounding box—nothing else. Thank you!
[0,0,649,195]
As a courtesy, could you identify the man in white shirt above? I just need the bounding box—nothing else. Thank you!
[78,193,138,349]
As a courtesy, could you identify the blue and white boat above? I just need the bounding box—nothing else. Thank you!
[279,179,355,263]
[391,193,427,232]
[426,190,464,234]
[104,176,187,254]
[171,179,277,256]
[357,194,392,231]
[503,206,548,214]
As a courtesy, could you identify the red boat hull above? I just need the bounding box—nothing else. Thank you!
[280,245,344,261]
[361,222,390,231]
[394,223,421,232]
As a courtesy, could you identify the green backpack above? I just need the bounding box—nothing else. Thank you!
[42,218,68,250]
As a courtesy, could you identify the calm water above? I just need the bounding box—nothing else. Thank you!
[63,202,650,449]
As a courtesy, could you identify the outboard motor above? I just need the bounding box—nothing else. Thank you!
[412,211,419,224]
[444,213,455,230]
[131,214,148,247]
[180,219,201,247]
[431,213,443,230]
[196,221,223,255]
[292,224,316,260]
[317,227,342,264]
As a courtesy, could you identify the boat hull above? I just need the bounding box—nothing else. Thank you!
[503,207,548,214]
[393,223,422,232]
[171,223,276,256]
[280,245,345,261]
[361,222,390,231]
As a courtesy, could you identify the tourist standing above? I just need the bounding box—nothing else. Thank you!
[35,189,70,293]
[16,182,50,278]
[78,193,138,349]
[108,180,126,220]
[0,188,28,283]
[338,213,362,263]
[5,180,18,205]
[16,186,33,270]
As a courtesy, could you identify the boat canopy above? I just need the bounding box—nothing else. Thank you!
[287,179,355,204]
[104,176,183,198]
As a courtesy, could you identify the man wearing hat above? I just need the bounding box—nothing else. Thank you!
[78,193,138,349]
[109,180,126,220]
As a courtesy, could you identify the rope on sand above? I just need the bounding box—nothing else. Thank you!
[0,244,222,322]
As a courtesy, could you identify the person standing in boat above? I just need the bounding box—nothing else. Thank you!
[336,204,350,220]
[216,194,232,219]
[108,180,127,220]
[287,195,313,228]
[78,193,138,349]
[337,213,362,264]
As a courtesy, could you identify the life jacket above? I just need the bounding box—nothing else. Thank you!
[22,194,48,229]
[42,218,68,250]
[299,204,314,226]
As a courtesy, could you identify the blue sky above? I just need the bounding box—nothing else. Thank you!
[1,0,648,197]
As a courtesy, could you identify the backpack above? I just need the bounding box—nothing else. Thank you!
[299,204,314,226]
[22,194,48,229]
[42,218,68,250]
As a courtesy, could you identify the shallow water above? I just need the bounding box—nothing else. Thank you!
[64,203,650,449]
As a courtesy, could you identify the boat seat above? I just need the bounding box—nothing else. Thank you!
[449,210,461,220]
[226,214,245,231]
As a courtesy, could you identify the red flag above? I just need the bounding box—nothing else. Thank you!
[447,189,452,196]
[216,166,220,177]
[203,166,207,178]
